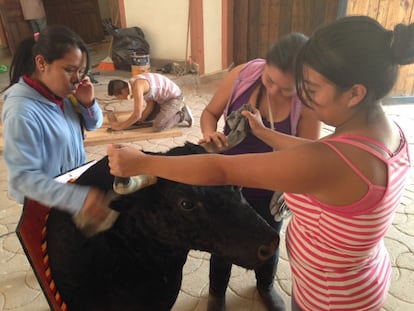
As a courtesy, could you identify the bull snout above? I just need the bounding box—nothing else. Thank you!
[257,237,279,261]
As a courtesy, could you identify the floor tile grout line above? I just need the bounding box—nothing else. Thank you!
[0,231,15,239]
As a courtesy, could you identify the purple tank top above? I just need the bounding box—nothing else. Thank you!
[222,59,302,200]
[223,77,292,200]
[224,119,291,200]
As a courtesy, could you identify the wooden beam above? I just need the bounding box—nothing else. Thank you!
[189,0,205,74]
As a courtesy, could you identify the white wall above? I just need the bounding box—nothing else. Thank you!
[123,0,222,75]
[203,0,222,74]
[124,0,189,61]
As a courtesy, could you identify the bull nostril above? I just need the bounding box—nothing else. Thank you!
[258,245,272,260]
[257,237,279,261]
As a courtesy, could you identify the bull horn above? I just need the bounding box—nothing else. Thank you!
[113,175,158,195]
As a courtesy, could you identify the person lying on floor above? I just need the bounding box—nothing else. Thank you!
[107,72,193,131]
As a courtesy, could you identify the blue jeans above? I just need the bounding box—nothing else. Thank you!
[291,294,304,311]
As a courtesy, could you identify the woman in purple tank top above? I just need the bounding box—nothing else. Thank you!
[197,33,321,311]
[109,16,413,311]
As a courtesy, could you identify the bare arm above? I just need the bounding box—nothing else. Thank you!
[296,105,321,140]
[107,140,379,207]
[140,100,156,121]
[243,104,321,150]
[107,143,320,191]
[111,79,149,130]
[107,142,345,200]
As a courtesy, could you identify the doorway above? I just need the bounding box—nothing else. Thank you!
[0,0,121,55]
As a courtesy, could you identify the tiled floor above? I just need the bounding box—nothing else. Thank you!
[1,44,414,311]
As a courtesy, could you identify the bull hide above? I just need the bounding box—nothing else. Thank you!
[46,142,279,311]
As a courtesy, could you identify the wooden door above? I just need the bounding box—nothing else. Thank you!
[0,0,32,55]
[233,0,343,65]
[346,0,414,96]
[43,0,104,43]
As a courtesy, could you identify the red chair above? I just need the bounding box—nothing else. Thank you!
[16,161,97,311]
[16,199,68,311]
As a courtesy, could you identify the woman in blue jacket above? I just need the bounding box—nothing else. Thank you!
[2,25,108,223]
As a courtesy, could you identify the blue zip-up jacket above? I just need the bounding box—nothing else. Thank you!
[2,78,103,215]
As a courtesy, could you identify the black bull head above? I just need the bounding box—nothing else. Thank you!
[45,142,279,311]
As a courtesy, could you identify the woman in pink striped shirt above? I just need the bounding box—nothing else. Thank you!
[107,16,412,310]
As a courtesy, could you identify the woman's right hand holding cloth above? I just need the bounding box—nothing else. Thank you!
[242,107,313,150]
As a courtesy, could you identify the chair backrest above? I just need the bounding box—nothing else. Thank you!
[16,199,68,311]
[16,161,98,311]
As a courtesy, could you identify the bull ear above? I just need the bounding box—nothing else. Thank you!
[113,175,158,195]
[109,195,135,212]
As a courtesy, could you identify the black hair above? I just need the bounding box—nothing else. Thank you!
[295,15,414,106]
[2,25,89,93]
[266,32,308,73]
[107,79,128,96]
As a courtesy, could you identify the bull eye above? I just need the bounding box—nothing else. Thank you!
[180,199,195,211]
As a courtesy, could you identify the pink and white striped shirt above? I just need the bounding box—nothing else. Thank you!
[285,130,410,311]
[129,73,182,104]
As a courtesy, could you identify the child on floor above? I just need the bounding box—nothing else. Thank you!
[107,73,193,131]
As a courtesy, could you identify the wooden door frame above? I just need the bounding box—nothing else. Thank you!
[0,14,6,47]
[118,0,126,28]
[188,0,233,74]
[0,0,33,55]
[189,0,204,74]
[0,0,7,47]
[222,0,233,70]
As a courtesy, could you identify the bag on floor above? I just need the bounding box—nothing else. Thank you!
[103,20,150,71]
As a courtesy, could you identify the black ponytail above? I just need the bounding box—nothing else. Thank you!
[1,25,89,93]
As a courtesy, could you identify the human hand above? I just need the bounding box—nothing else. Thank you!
[73,187,119,237]
[107,144,145,177]
[242,106,264,130]
[198,131,228,149]
[80,188,111,221]
[241,107,266,135]
[75,76,95,107]
[110,121,123,131]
